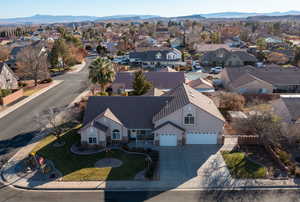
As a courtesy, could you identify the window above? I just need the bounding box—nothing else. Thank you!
[88,137,97,144]
[112,129,121,140]
[184,114,195,125]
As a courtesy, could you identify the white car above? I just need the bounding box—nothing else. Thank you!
[210,66,222,74]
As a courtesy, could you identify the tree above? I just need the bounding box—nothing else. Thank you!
[132,70,152,95]
[34,107,74,143]
[294,47,300,66]
[16,45,50,86]
[233,112,284,146]
[219,92,245,112]
[210,32,221,44]
[96,45,107,57]
[256,38,267,51]
[50,38,70,69]
[0,47,11,62]
[88,58,115,93]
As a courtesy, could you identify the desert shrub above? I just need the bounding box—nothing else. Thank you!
[278,150,291,165]
[244,94,280,105]
[0,89,12,98]
[96,92,109,96]
[18,81,28,88]
[219,92,245,112]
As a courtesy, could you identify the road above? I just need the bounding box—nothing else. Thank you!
[1,187,300,202]
[0,57,90,165]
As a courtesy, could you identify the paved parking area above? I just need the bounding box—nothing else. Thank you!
[159,145,220,182]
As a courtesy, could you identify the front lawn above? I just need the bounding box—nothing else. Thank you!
[31,124,146,181]
[222,152,267,178]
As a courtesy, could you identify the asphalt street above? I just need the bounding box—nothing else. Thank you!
[1,187,300,202]
[0,57,91,166]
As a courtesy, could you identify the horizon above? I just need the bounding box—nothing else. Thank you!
[1,10,300,19]
[1,0,300,19]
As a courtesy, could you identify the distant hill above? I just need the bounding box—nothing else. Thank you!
[247,15,300,21]
[0,14,159,25]
[200,11,300,18]
[0,11,300,25]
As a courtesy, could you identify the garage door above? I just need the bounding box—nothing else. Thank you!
[160,134,177,146]
[186,133,217,144]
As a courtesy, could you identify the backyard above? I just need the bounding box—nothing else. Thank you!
[31,124,147,181]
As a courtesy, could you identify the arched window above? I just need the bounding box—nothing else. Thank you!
[184,114,195,125]
[112,129,121,140]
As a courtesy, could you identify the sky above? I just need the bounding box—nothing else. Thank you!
[0,0,300,18]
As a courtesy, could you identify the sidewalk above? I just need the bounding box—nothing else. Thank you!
[0,80,64,120]
[2,145,300,191]
[67,61,86,74]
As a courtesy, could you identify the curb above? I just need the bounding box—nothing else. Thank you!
[0,80,64,120]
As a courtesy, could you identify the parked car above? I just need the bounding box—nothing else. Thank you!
[210,66,222,74]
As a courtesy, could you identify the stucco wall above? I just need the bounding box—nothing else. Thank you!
[154,124,184,144]
[154,103,224,135]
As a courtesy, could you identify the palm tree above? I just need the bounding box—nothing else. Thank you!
[88,58,115,94]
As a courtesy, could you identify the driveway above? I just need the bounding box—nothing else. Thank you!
[159,145,220,182]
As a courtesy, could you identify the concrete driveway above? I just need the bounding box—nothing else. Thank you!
[159,145,220,182]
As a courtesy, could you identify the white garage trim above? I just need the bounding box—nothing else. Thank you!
[186,133,217,145]
[160,134,177,146]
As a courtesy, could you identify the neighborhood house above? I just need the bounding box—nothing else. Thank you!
[80,84,225,147]
[129,47,186,68]
[111,71,186,94]
[221,66,300,94]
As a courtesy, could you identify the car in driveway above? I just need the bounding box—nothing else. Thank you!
[210,66,222,74]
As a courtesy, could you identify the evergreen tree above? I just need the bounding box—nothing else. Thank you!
[132,70,152,95]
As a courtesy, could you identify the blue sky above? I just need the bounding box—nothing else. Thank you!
[0,0,299,18]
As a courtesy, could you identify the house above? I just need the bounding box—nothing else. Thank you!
[111,71,186,94]
[272,95,300,124]
[187,78,215,92]
[129,47,186,68]
[221,65,300,94]
[200,48,257,67]
[79,83,225,147]
[194,44,242,53]
[0,63,18,89]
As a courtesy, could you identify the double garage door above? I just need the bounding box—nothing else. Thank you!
[186,133,217,145]
[159,133,217,146]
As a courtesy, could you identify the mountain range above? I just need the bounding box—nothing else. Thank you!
[0,11,300,25]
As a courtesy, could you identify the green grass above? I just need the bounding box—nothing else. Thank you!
[32,124,146,181]
[222,152,267,178]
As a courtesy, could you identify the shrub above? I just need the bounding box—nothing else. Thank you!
[96,92,109,96]
[18,81,28,88]
[39,78,53,84]
[0,89,12,98]
[278,150,291,165]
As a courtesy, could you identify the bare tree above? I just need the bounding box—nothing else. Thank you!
[16,45,50,86]
[34,107,74,143]
[233,112,284,146]
[0,47,11,62]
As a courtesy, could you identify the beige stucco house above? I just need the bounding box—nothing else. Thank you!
[0,63,18,89]
[221,66,300,94]
[80,84,225,147]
